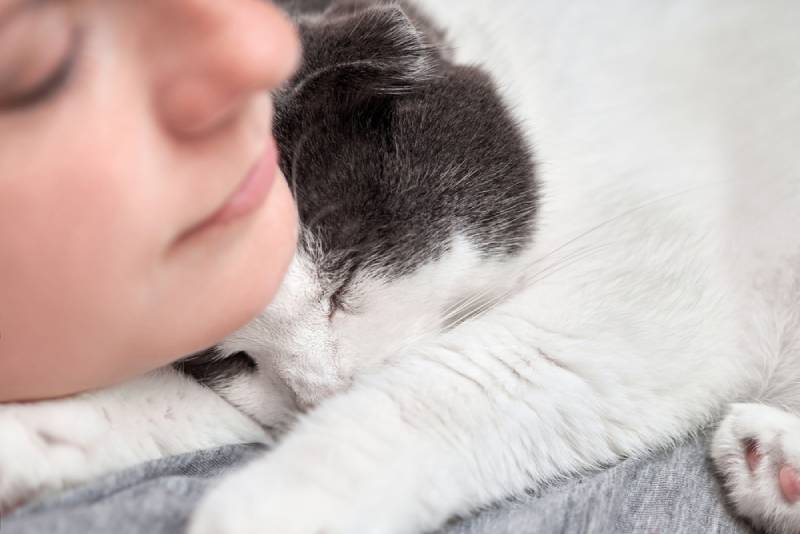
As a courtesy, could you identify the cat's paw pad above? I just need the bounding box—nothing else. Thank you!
[0,401,109,514]
[712,403,800,534]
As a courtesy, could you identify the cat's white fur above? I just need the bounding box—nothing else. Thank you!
[0,371,268,513]
[2,0,799,532]
[218,233,526,416]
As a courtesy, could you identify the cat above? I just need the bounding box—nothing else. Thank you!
[2,0,800,533]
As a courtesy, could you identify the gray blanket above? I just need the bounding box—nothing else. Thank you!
[3,436,754,534]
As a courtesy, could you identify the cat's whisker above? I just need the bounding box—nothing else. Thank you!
[304,203,346,230]
[434,240,618,336]
[522,179,735,276]
[521,242,617,287]
[520,248,617,299]
[410,180,729,342]
[289,128,315,205]
[437,239,611,329]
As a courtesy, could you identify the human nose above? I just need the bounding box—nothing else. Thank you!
[152,0,301,137]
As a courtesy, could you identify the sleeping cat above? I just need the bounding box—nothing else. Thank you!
[2,0,800,533]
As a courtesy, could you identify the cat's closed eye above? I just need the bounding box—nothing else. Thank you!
[329,283,360,319]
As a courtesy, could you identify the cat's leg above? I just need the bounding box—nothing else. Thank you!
[189,318,733,534]
[0,368,267,514]
[712,403,800,534]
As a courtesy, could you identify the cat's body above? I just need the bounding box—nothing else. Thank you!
[2,0,800,533]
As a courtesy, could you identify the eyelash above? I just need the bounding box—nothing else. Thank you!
[0,31,81,110]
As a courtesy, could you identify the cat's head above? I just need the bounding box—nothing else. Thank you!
[183,0,538,428]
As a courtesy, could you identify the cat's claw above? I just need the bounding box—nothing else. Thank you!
[712,403,800,534]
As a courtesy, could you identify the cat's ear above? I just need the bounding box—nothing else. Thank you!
[293,2,442,98]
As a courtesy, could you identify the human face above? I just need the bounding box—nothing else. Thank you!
[0,0,301,401]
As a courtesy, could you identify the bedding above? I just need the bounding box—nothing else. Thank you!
[3,435,753,534]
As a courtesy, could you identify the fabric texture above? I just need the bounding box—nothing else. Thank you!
[3,436,755,534]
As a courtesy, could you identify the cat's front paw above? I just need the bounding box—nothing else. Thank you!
[188,460,354,534]
[712,402,800,534]
[0,400,110,514]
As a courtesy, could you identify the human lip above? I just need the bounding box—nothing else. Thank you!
[180,138,279,240]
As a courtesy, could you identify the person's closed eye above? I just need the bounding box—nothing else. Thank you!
[0,0,81,110]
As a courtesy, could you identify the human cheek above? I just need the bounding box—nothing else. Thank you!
[5,111,168,309]
[146,171,299,360]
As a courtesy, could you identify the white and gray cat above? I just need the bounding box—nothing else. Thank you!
[2,0,799,533]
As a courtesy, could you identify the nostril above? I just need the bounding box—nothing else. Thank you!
[158,79,242,138]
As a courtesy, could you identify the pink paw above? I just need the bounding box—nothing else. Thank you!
[745,437,800,504]
[780,464,800,504]
[712,403,800,534]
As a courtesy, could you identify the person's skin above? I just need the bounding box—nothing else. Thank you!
[0,0,302,402]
